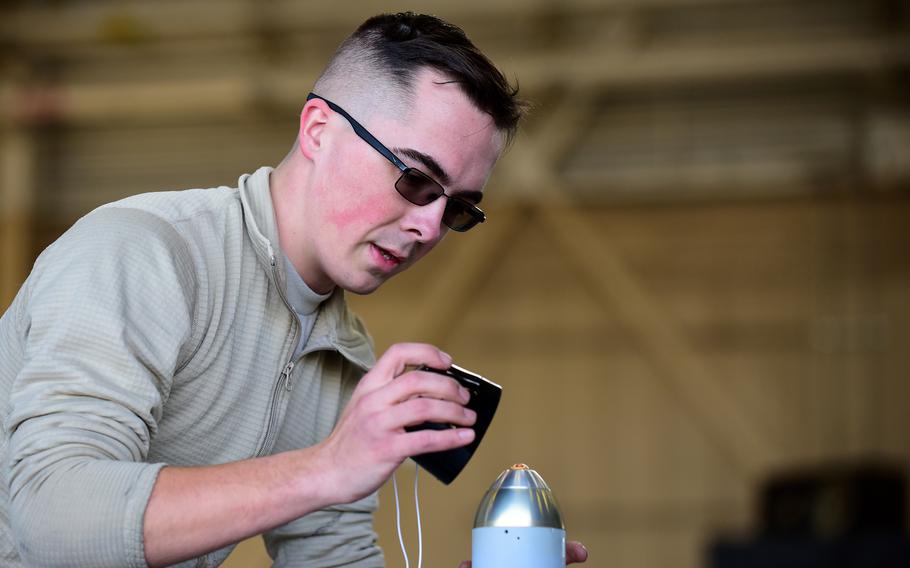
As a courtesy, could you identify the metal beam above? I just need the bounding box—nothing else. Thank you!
[537,194,780,477]
[1,0,816,46]
[3,34,907,126]
[505,92,783,477]
[508,37,910,91]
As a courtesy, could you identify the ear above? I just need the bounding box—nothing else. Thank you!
[298,99,331,161]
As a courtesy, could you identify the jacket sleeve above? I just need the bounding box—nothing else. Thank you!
[4,207,196,567]
[263,493,384,567]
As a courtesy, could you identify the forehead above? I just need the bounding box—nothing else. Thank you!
[370,70,504,192]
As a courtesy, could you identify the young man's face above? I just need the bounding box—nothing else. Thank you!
[300,70,504,294]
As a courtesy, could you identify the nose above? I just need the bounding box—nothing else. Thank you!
[401,196,447,242]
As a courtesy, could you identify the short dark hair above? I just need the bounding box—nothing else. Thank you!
[329,12,528,145]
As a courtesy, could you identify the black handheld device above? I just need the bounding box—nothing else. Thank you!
[404,364,502,485]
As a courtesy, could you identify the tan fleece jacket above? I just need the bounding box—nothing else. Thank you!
[0,167,382,567]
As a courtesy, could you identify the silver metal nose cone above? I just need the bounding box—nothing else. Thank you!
[473,464,564,529]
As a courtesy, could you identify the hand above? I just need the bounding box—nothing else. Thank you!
[457,540,589,567]
[314,343,476,504]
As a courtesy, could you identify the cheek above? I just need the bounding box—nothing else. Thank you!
[325,192,397,233]
[318,149,401,234]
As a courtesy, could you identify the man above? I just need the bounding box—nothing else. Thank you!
[0,12,588,568]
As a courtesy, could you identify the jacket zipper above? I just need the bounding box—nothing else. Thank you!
[281,361,295,391]
[255,253,300,457]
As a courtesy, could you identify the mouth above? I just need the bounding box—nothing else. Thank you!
[370,243,405,270]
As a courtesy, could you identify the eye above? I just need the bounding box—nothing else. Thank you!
[396,169,444,205]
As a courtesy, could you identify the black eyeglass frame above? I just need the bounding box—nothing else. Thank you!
[306,92,486,232]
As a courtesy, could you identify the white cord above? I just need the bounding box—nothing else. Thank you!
[392,470,410,568]
[414,462,422,568]
[392,463,423,568]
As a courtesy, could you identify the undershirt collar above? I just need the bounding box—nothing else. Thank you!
[282,253,332,358]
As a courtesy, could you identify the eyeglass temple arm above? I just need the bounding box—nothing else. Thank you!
[306,93,409,173]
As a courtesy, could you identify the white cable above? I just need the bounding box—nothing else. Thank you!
[414,462,422,568]
[392,464,424,568]
[393,471,410,568]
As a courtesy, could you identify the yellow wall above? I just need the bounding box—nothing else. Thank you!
[3,2,909,567]
[224,197,910,567]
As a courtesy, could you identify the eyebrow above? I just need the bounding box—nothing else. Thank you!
[394,147,484,205]
[395,147,450,186]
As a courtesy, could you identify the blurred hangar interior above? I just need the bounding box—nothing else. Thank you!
[1,1,909,567]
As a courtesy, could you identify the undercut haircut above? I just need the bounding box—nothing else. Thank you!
[315,12,529,146]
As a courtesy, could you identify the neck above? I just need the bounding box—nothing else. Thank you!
[270,151,336,295]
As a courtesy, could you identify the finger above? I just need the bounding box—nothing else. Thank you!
[363,343,453,389]
[567,540,589,564]
[458,562,471,568]
[381,369,470,406]
[393,397,477,430]
[396,425,475,457]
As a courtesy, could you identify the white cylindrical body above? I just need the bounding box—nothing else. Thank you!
[472,526,566,568]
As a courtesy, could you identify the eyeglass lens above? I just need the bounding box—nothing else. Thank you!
[395,169,442,205]
[394,168,480,231]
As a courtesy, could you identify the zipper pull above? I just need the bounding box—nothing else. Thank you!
[267,241,277,266]
[282,361,295,391]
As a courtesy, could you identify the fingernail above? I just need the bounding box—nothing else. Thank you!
[458,428,475,441]
[465,408,477,422]
[460,387,471,403]
[440,351,453,367]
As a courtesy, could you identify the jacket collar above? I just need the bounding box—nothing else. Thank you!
[306,292,376,371]
[238,166,281,270]
[238,167,375,371]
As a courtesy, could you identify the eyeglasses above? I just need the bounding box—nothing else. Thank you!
[307,92,486,232]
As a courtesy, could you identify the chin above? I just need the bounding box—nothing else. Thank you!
[338,275,389,296]
[344,285,381,296]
